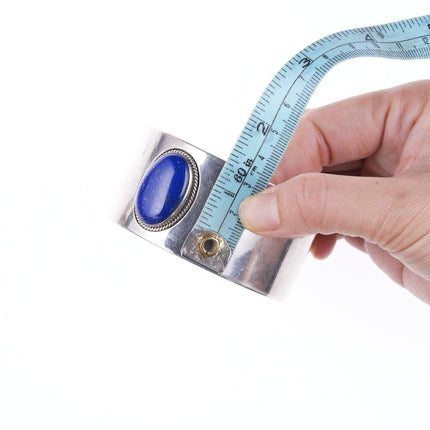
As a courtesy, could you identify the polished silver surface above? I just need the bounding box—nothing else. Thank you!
[119,133,312,295]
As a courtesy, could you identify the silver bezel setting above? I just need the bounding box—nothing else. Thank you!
[134,148,199,232]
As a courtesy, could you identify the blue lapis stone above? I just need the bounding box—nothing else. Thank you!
[135,153,190,225]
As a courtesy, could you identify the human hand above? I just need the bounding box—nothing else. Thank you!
[239,80,430,304]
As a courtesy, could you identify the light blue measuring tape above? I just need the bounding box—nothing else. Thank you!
[186,14,430,256]
[122,14,430,293]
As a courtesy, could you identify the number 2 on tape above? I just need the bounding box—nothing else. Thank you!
[182,14,430,269]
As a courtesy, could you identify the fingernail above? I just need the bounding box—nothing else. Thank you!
[239,191,280,232]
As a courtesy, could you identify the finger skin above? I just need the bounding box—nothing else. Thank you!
[241,174,398,241]
[310,234,338,259]
[271,80,430,183]
[239,81,430,304]
[312,236,430,305]
[240,172,430,277]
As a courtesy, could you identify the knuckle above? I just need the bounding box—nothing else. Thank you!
[374,176,430,252]
[362,179,410,246]
[292,173,329,233]
[381,183,430,255]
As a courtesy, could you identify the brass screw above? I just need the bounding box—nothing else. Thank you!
[197,232,223,258]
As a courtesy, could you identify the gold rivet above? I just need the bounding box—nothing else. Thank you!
[197,232,222,258]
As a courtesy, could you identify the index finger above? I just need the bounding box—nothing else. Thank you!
[271,80,428,183]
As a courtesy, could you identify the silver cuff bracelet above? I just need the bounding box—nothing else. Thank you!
[119,133,312,296]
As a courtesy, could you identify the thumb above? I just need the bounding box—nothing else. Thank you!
[239,172,410,247]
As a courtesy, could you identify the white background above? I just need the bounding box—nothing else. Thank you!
[1,1,430,429]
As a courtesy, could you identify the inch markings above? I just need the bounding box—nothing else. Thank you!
[188,15,430,253]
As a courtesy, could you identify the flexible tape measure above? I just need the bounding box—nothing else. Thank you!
[185,14,430,257]
[123,14,430,292]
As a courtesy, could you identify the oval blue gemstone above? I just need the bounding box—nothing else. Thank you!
[135,153,190,225]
